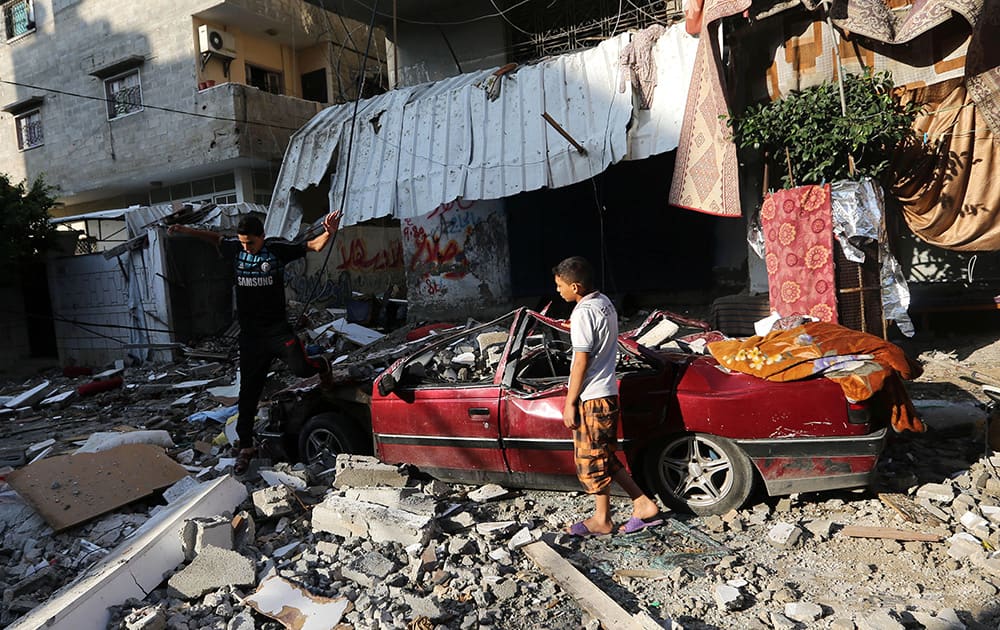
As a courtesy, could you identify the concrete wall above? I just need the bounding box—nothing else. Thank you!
[287,223,405,304]
[391,1,506,87]
[401,199,511,322]
[47,252,133,366]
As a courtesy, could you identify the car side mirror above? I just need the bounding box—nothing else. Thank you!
[377,373,397,396]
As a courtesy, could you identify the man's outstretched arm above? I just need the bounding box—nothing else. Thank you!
[306,210,343,252]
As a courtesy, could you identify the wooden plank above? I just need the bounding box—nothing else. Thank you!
[879,493,944,526]
[614,569,669,580]
[839,525,943,542]
[521,541,665,630]
[6,443,188,531]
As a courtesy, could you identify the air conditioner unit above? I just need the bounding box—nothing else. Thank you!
[198,25,237,59]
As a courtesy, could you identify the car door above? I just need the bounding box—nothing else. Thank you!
[370,315,517,475]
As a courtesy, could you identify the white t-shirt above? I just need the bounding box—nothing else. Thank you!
[569,292,619,401]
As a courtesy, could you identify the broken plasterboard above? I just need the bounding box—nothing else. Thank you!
[244,573,350,630]
[5,443,189,531]
[327,318,383,346]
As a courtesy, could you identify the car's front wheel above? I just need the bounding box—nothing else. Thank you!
[643,433,754,516]
[297,412,366,467]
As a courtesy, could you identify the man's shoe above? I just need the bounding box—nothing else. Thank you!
[234,447,257,475]
[317,355,335,386]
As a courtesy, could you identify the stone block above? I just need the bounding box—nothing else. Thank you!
[915,483,955,503]
[713,583,744,611]
[785,601,824,622]
[857,610,905,630]
[767,522,802,548]
[312,494,434,546]
[333,454,408,488]
[123,604,167,630]
[947,533,982,560]
[253,485,297,518]
[960,511,991,539]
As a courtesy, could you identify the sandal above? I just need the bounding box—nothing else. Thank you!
[234,447,257,475]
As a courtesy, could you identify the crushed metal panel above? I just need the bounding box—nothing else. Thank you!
[6,443,188,531]
[244,573,351,630]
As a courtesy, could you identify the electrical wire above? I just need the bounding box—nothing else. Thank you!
[293,0,381,324]
[488,0,537,36]
[339,0,536,27]
[0,79,302,131]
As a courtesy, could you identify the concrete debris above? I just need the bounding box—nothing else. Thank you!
[467,483,511,502]
[181,515,234,561]
[167,546,255,599]
[333,454,408,488]
[73,429,175,454]
[252,485,298,518]
[1,323,1000,629]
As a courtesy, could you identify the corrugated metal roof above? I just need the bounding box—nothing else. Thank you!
[266,24,699,239]
[51,203,268,237]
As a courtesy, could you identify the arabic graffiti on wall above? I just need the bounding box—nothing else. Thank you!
[401,199,511,313]
[285,225,405,303]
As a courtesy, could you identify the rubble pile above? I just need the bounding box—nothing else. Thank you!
[0,323,999,628]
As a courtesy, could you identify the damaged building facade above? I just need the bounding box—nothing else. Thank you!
[0,0,388,367]
[268,0,997,330]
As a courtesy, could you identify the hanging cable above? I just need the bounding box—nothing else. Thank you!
[294,0,381,326]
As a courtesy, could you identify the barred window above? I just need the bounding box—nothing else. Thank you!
[3,0,34,41]
[15,109,42,150]
[105,69,143,119]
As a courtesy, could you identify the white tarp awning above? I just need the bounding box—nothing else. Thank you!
[266,24,699,239]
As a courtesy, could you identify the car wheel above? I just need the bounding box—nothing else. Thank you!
[297,412,366,467]
[644,433,754,516]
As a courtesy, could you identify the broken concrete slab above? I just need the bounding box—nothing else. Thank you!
[167,546,255,599]
[244,573,349,630]
[341,486,437,516]
[333,455,408,488]
[6,443,189,531]
[40,391,76,409]
[259,468,307,491]
[341,550,399,588]
[7,475,246,630]
[767,522,803,548]
[312,493,434,546]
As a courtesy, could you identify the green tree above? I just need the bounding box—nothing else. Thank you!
[0,174,56,269]
[726,69,921,189]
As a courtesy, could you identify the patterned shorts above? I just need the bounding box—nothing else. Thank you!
[573,395,623,494]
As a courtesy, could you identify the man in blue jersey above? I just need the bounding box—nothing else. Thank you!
[169,211,341,473]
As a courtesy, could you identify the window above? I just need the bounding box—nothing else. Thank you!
[105,70,142,119]
[15,109,42,150]
[246,63,283,95]
[3,0,34,41]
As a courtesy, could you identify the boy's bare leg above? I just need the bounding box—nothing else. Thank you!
[613,468,661,520]
[578,491,614,535]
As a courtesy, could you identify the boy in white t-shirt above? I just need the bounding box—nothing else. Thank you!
[552,256,663,536]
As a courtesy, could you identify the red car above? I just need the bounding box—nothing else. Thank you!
[274,308,888,515]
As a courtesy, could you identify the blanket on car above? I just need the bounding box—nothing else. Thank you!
[707,322,925,433]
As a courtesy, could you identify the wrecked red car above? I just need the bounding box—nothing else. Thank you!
[270,308,888,515]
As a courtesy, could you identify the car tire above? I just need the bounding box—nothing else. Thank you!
[297,412,366,467]
[643,433,755,516]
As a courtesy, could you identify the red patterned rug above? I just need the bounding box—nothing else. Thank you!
[761,184,838,323]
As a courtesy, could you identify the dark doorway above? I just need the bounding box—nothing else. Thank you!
[301,68,328,104]
[20,261,57,357]
[506,151,718,317]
